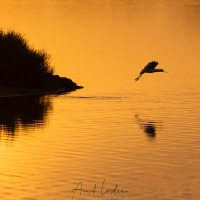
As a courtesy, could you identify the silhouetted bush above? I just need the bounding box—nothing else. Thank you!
[0,29,54,87]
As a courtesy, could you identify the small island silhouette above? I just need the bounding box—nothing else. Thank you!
[0,29,83,97]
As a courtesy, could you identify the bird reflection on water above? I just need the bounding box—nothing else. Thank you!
[135,114,160,139]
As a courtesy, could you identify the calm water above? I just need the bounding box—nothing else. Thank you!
[1,0,200,200]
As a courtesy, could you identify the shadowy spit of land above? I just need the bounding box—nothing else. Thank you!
[0,29,83,97]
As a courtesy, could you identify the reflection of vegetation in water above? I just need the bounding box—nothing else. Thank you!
[0,96,53,134]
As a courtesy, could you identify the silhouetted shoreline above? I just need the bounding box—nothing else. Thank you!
[0,29,83,95]
[0,76,83,98]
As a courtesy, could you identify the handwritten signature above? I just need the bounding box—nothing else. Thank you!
[72,180,128,199]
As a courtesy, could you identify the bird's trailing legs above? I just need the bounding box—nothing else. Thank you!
[135,74,142,81]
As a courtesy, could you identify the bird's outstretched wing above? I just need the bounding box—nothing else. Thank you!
[144,61,158,70]
[139,61,158,75]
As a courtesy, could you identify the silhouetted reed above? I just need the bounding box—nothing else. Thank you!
[0,29,54,87]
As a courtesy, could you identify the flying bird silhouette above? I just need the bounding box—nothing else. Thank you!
[135,61,165,81]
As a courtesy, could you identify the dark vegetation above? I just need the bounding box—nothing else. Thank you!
[0,29,82,91]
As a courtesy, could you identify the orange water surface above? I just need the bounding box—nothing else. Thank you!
[1,1,200,200]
